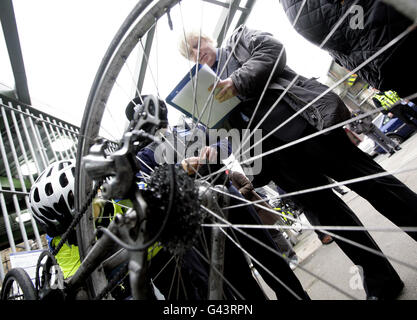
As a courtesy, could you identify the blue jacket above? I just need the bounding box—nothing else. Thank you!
[137,126,232,179]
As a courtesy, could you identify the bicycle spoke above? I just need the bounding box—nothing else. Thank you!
[201,204,360,300]
[74,0,417,301]
[193,247,246,300]
[198,92,417,183]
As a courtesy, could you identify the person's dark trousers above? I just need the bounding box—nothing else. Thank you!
[391,105,417,131]
[301,207,328,242]
[148,248,210,300]
[222,185,308,300]
[147,231,262,300]
[380,29,417,100]
[259,126,417,299]
[269,228,297,258]
[148,186,308,300]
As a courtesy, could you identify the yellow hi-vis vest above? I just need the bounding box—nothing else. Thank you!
[347,74,358,86]
[374,90,400,111]
[51,236,81,279]
[54,198,163,278]
[52,236,162,279]
[94,198,163,256]
[385,90,401,104]
[110,199,163,259]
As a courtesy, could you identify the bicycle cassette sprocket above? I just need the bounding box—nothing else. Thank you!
[143,164,205,254]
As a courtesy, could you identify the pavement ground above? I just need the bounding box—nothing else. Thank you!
[258,133,417,300]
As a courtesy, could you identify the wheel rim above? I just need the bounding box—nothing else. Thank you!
[389,135,403,145]
[73,0,417,300]
[1,269,37,300]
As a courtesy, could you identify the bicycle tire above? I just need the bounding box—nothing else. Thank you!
[1,268,37,300]
[74,0,343,301]
[73,0,417,301]
[74,0,182,299]
[386,133,404,145]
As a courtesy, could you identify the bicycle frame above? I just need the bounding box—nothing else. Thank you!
[63,95,229,300]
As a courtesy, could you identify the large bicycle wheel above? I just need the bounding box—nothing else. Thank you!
[75,0,181,299]
[1,268,37,300]
[74,0,417,300]
[75,0,292,300]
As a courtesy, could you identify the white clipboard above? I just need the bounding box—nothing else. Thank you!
[165,64,241,128]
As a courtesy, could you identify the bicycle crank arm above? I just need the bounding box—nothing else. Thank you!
[66,217,125,296]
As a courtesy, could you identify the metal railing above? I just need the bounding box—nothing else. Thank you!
[0,94,81,282]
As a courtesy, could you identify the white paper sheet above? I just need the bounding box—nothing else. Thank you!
[166,64,240,128]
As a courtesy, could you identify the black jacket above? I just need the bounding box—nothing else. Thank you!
[217,25,350,139]
[280,0,413,91]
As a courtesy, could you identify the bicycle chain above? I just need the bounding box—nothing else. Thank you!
[92,165,205,299]
[33,180,114,300]
[52,181,104,256]
[48,167,204,300]
[143,164,205,255]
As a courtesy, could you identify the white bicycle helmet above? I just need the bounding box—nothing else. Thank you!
[29,160,76,237]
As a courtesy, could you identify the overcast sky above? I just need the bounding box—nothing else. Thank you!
[1,0,332,129]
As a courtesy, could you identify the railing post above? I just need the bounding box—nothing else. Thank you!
[0,133,30,251]
[1,105,43,249]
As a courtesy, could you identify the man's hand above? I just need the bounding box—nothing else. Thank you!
[181,157,200,175]
[181,146,218,175]
[199,146,218,163]
[208,78,238,103]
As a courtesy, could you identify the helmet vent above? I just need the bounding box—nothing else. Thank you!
[148,100,156,116]
[45,183,54,196]
[46,167,54,177]
[59,173,69,188]
[39,207,56,220]
[54,195,71,217]
[58,161,70,171]
[67,190,74,210]
[33,188,40,202]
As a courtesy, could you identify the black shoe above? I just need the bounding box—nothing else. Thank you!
[320,235,334,245]
[395,146,402,151]
[366,280,404,300]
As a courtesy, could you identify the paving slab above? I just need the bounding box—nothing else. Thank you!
[289,133,417,300]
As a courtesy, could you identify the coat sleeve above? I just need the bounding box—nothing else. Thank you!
[136,147,158,178]
[230,171,254,196]
[230,28,287,97]
[209,138,232,161]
